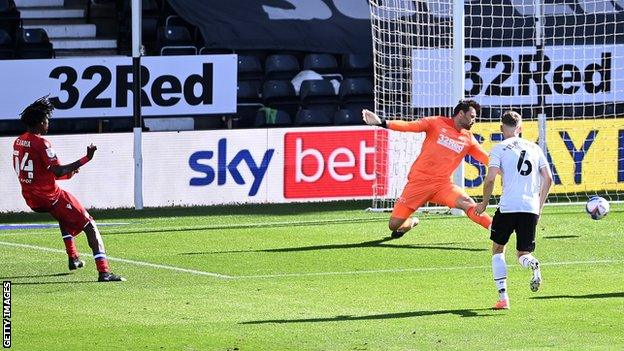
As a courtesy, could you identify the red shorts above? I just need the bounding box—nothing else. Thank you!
[48,190,93,236]
[391,180,465,219]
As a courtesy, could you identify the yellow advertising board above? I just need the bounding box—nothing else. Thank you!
[464,118,624,196]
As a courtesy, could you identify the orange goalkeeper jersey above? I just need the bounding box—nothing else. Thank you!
[388,116,489,182]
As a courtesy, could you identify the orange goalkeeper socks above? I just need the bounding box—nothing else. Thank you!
[466,205,492,230]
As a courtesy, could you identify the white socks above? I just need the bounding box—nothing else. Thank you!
[492,253,508,300]
[518,254,539,270]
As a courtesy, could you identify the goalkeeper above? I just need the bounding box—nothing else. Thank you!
[362,99,492,238]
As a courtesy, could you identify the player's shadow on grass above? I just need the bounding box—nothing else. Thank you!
[104,217,386,236]
[531,292,624,300]
[241,308,496,324]
[181,237,486,255]
[11,280,97,286]
[542,235,580,240]
[0,272,72,279]
[1,272,97,285]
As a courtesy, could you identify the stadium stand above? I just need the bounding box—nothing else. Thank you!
[339,77,374,116]
[333,108,364,126]
[340,53,373,78]
[302,53,339,74]
[262,79,299,121]
[0,0,375,135]
[16,27,54,58]
[0,28,13,58]
[300,79,340,118]
[294,109,332,126]
[0,0,20,37]
[254,108,291,128]
[265,54,301,80]
[156,24,196,55]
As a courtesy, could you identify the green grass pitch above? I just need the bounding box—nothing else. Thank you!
[0,202,622,350]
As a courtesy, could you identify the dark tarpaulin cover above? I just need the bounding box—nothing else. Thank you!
[166,0,372,53]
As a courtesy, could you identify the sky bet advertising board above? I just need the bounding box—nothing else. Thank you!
[1,122,623,212]
[0,127,384,211]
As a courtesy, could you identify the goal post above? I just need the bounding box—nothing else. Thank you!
[368,0,624,211]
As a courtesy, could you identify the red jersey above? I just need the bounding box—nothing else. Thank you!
[388,116,489,182]
[13,132,62,209]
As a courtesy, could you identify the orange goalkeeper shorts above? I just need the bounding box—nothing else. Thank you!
[391,180,465,219]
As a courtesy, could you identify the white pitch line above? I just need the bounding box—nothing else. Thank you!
[233,259,624,279]
[0,240,232,279]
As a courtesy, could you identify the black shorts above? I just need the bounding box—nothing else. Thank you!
[490,209,539,252]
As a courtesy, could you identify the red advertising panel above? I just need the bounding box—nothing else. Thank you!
[283,129,387,198]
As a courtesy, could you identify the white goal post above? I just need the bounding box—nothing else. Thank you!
[368,0,624,212]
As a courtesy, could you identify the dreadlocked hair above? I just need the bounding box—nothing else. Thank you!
[20,95,55,128]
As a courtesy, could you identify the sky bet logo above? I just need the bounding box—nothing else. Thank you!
[188,139,274,196]
[283,130,383,198]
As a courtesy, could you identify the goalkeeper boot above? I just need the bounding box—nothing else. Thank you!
[492,299,510,310]
[529,261,542,292]
[98,272,126,282]
[68,256,85,271]
[390,217,419,239]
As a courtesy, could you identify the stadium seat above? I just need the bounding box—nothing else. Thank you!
[341,53,373,78]
[16,28,55,59]
[0,0,20,38]
[303,53,339,74]
[88,0,118,37]
[339,77,374,114]
[265,54,300,80]
[119,0,160,52]
[294,109,332,126]
[262,80,299,118]
[0,29,14,59]
[300,79,339,117]
[238,55,263,81]
[198,47,234,55]
[165,15,203,46]
[230,106,258,128]
[334,109,363,126]
[254,108,291,128]
[165,15,192,32]
[157,25,197,55]
[237,80,262,104]
[235,80,264,128]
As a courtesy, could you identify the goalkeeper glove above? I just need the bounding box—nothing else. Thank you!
[362,109,384,126]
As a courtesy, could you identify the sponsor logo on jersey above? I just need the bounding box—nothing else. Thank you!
[437,134,464,153]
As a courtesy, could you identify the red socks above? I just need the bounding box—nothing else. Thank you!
[93,252,110,273]
[61,232,78,258]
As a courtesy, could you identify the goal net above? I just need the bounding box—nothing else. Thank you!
[369,0,624,211]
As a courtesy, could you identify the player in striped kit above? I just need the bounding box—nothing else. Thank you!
[475,110,553,309]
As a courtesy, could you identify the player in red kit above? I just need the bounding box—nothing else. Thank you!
[13,96,125,282]
[362,100,492,238]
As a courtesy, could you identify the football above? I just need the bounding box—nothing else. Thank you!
[586,196,610,220]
